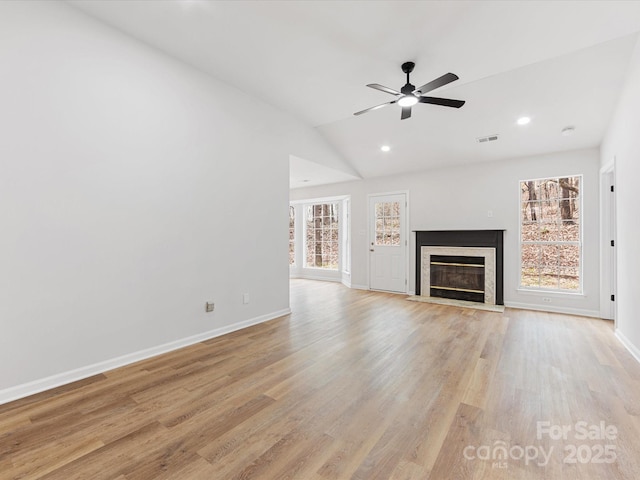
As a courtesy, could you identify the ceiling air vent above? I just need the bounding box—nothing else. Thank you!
[476,134,499,143]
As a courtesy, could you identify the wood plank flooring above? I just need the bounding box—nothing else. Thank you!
[1,279,640,479]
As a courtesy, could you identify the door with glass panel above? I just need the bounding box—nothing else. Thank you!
[369,193,407,292]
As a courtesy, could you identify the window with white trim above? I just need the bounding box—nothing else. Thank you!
[305,203,339,270]
[374,201,401,246]
[342,198,351,274]
[520,176,581,292]
[289,205,295,266]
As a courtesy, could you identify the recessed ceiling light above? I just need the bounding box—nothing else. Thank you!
[561,126,576,136]
[381,145,391,152]
[517,116,531,126]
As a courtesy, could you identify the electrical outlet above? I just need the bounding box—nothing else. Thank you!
[487,210,493,217]
[242,293,250,304]
[205,302,215,312]
[542,297,551,303]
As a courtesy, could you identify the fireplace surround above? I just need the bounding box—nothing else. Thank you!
[422,246,495,304]
[414,230,504,305]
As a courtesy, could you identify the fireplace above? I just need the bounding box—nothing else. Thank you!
[430,254,485,302]
[414,230,504,305]
[422,246,495,304]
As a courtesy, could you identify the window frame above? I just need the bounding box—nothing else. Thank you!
[518,175,583,295]
[304,202,340,271]
[373,200,402,247]
[288,205,296,267]
[289,195,350,280]
[342,198,351,274]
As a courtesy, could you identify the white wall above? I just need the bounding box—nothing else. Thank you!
[0,1,333,403]
[601,35,640,361]
[291,148,601,316]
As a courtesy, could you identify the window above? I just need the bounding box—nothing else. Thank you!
[305,203,339,269]
[520,176,581,291]
[342,198,351,274]
[374,201,401,246]
[289,196,350,276]
[289,205,295,266]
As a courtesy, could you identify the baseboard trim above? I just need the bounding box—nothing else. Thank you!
[504,301,601,318]
[615,329,640,364]
[350,284,369,290]
[0,308,291,406]
[292,274,341,283]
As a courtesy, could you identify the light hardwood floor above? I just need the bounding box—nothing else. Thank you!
[1,279,640,479]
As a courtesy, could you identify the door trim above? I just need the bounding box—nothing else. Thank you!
[367,191,410,293]
[600,159,616,322]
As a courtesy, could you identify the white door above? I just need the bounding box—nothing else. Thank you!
[369,193,407,292]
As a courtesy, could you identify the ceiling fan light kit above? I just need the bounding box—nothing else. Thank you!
[354,61,465,120]
[397,95,418,107]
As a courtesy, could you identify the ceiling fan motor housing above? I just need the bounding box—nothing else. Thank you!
[401,83,415,95]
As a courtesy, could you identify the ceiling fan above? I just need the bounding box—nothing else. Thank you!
[354,62,465,120]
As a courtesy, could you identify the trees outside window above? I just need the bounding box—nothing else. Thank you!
[374,201,401,246]
[289,205,295,266]
[520,176,581,291]
[305,203,339,270]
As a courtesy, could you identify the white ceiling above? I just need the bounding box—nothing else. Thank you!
[67,0,640,186]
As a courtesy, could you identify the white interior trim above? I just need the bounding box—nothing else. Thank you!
[505,302,601,318]
[616,328,640,364]
[291,273,341,283]
[599,159,616,321]
[0,308,290,406]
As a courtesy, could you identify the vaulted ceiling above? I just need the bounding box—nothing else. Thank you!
[67,0,640,188]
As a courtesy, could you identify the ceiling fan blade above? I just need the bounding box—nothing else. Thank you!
[401,107,412,120]
[414,73,459,95]
[418,96,465,108]
[367,83,401,96]
[354,99,397,116]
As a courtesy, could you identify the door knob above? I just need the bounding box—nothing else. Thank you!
[370,249,375,252]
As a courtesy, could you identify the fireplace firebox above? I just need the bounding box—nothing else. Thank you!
[430,255,485,302]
